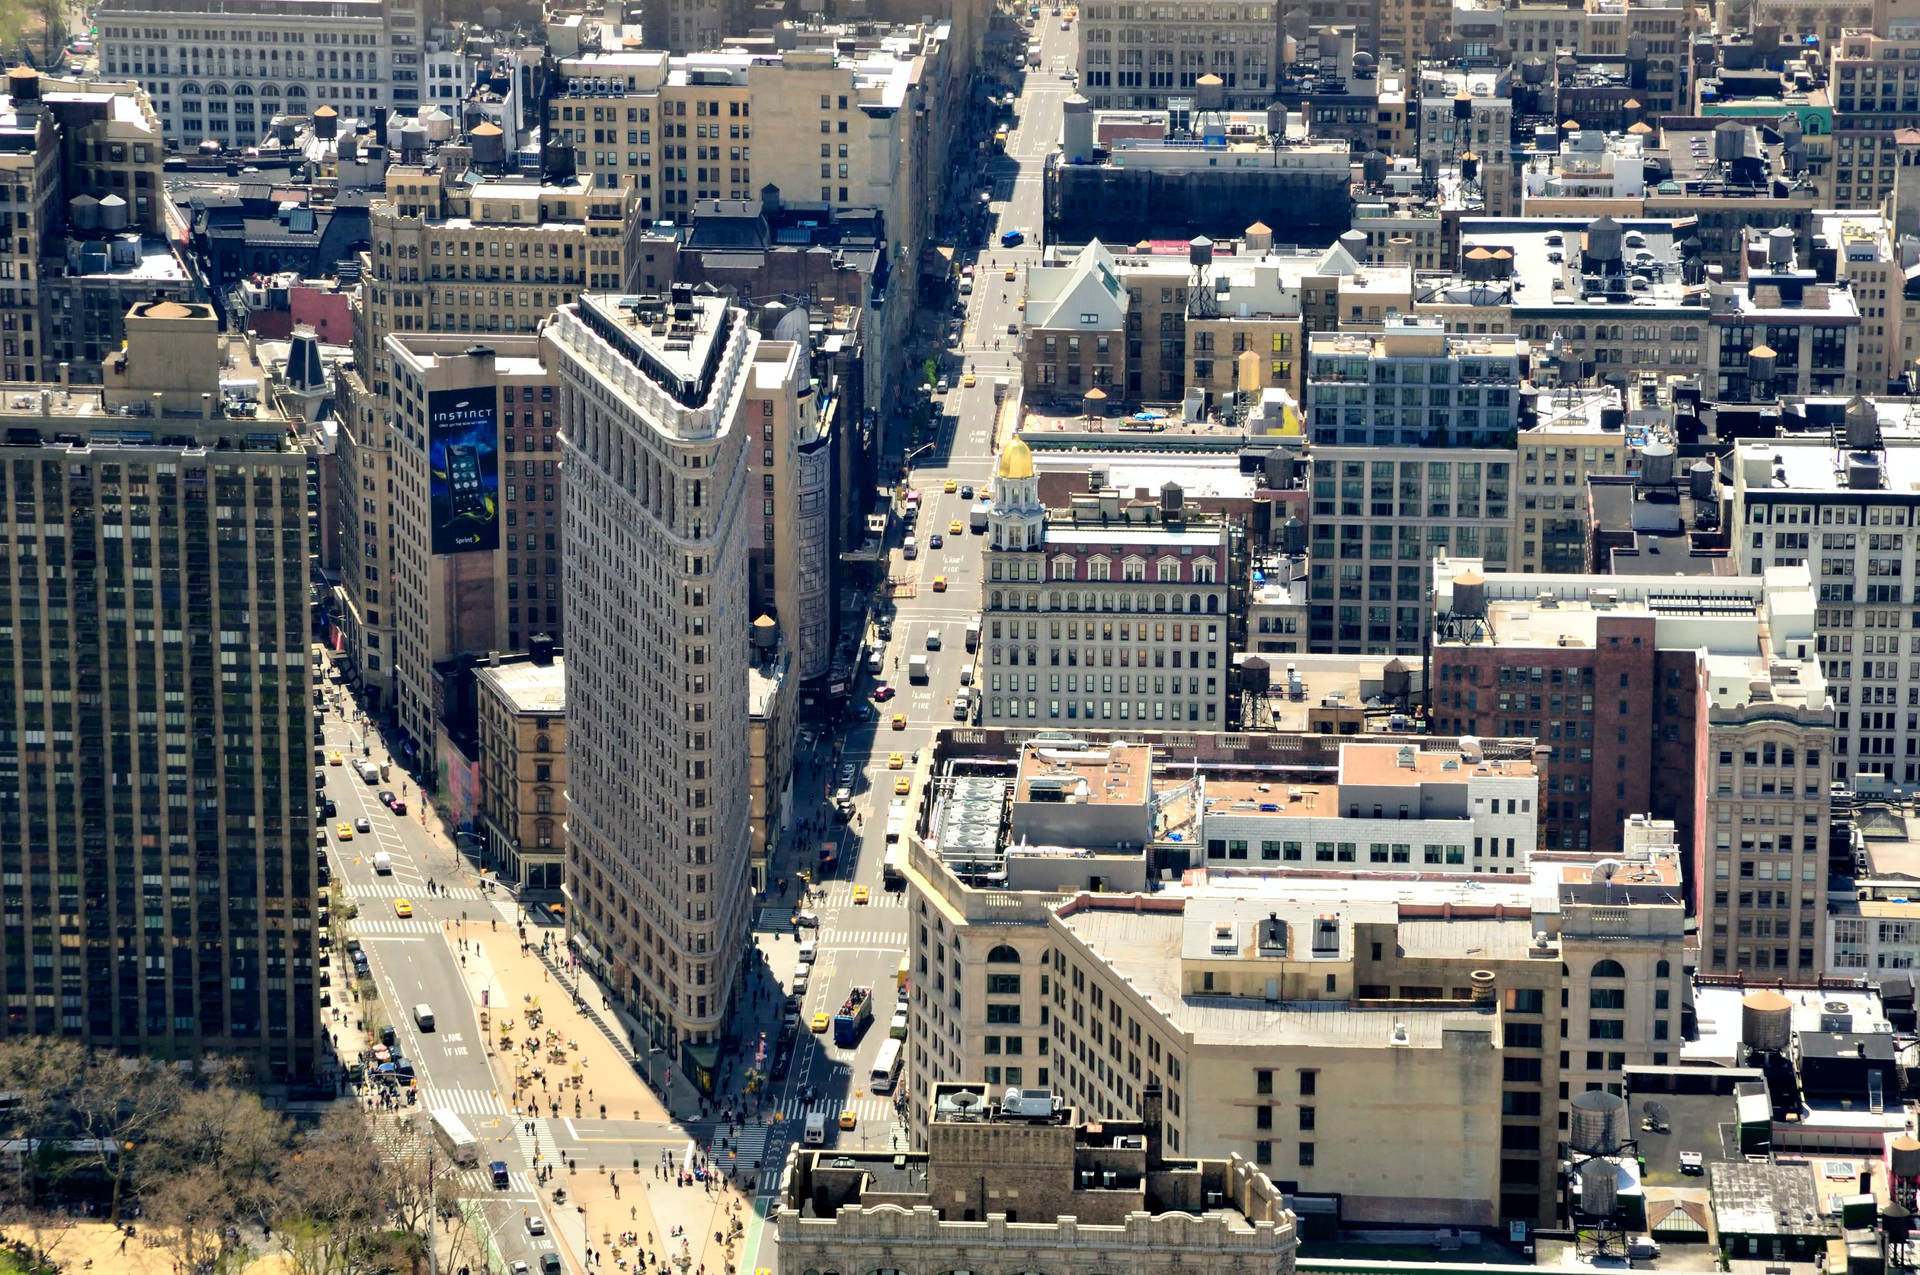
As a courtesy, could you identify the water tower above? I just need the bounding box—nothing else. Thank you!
[1568,1089,1634,1257]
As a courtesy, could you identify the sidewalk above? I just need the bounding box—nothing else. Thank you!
[464,917,763,1275]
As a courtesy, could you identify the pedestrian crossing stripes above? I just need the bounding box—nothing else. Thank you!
[422,1086,502,1118]
[351,918,443,936]
[346,881,481,901]
[784,1097,894,1123]
[816,887,906,909]
[816,929,908,949]
[516,1116,562,1175]
[450,1166,533,1194]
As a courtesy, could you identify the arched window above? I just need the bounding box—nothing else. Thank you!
[1655,960,1671,978]
[1591,959,1626,979]
[1206,595,1219,613]
[1189,593,1201,612]
[986,944,1020,963]
[535,734,551,753]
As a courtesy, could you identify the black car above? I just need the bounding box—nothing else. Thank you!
[321,798,337,819]
[876,621,893,640]
[491,1161,511,1189]
[379,1024,397,1046]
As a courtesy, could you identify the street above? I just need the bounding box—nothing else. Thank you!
[734,10,1078,1274]
[319,12,1077,1275]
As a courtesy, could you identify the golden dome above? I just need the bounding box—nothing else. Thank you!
[996,437,1034,481]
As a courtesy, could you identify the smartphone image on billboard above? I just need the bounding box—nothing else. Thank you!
[447,444,487,521]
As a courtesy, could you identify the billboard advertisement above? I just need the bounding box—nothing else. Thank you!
[428,385,500,555]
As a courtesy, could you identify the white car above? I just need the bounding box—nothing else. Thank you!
[526,1216,546,1236]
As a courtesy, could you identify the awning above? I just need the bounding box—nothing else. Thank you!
[570,932,602,968]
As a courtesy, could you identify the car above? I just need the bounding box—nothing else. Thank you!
[1008,320,1020,335]
[960,484,974,499]
[526,1216,546,1236]
[876,621,893,640]
[811,1011,830,1033]
[542,1257,563,1275]
[391,798,408,815]
[793,910,820,928]
[335,822,354,841]
[935,377,950,393]
[838,763,859,787]
[855,703,875,721]
[1062,17,1070,25]
[891,713,907,730]
[933,576,948,592]
[321,798,337,819]
[853,886,870,905]
[378,789,396,808]
[327,750,343,766]
[872,684,895,701]
[1001,229,1025,247]
[888,752,905,770]
[491,1161,511,1189]
[393,899,413,918]
[354,816,371,834]
[839,1109,858,1129]
[1004,267,1016,281]
[894,775,912,794]
[943,478,958,493]
[962,373,977,388]
[511,1263,531,1275]
[929,533,944,549]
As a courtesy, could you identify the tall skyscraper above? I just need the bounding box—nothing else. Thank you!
[543,287,755,1058]
[0,301,317,1081]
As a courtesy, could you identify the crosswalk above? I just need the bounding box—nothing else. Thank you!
[346,880,481,902]
[351,918,443,936]
[452,1165,533,1194]
[785,1096,895,1123]
[422,1086,501,1117]
[816,886,907,909]
[817,929,908,949]
[517,1115,563,1174]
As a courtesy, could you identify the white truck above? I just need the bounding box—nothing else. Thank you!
[355,758,379,784]
[908,654,930,682]
[430,1109,480,1169]
[969,503,989,533]
[373,851,393,874]
[804,1112,827,1145]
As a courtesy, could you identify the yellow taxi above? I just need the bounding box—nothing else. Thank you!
[853,886,870,905]
[962,373,977,388]
[948,519,963,535]
[894,775,912,794]
[327,750,343,766]
[335,822,353,841]
[1017,298,1027,312]
[810,1011,830,1033]
[933,576,948,592]
[839,1109,858,1129]
[393,898,413,918]
[1004,267,1016,281]
[891,713,907,730]
[943,478,957,493]
[888,752,905,770]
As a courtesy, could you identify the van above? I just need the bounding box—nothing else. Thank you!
[965,618,981,651]
[413,1004,435,1032]
[867,649,884,675]
[926,629,942,651]
[903,535,918,559]
[804,1112,827,1145]
[953,690,971,720]
[373,851,393,874]
[490,1161,511,1189]
[960,664,974,686]
[797,940,818,964]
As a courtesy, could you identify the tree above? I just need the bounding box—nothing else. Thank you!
[275,1106,389,1275]
[66,1054,184,1222]
[146,1083,293,1237]
[146,1162,249,1275]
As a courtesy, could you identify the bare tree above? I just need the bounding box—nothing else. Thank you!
[379,1113,438,1238]
[67,1055,184,1223]
[275,1106,388,1275]
[147,1083,293,1237]
[146,1162,249,1275]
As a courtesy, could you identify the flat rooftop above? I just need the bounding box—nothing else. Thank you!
[475,657,566,714]
[1339,741,1536,786]
[1458,217,1701,313]
[574,290,734,407]
[1687,984,1891,1067]
[1016,741,1153,806]
[1055,898,1501,1048]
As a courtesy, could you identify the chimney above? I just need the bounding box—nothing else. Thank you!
[1140,1084,1164,1168]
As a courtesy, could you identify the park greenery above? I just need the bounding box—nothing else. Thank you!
[0,1041,485,1275]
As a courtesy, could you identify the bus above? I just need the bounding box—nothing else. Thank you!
[882,842,905,889]
[868,1038,903,1094]
[430,1109,479,1169]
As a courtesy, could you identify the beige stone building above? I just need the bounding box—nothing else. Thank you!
[475,647,567,892]
[1515,385,1639,573]
[548,45,933,260]
[384,335,564,752]
[544,288,757,1056]
[748,643,799,894]
[775,1083,1298,1275]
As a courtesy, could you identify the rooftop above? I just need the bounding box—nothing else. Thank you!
[573,289,734,409]
[1338,740,1536,787]
[1458,216,1704,314]
[474,655,566,715]
[1015,741,1154,807]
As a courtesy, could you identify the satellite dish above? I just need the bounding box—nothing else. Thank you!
[950,1090,980,1108]
[1590,858,1625,884]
